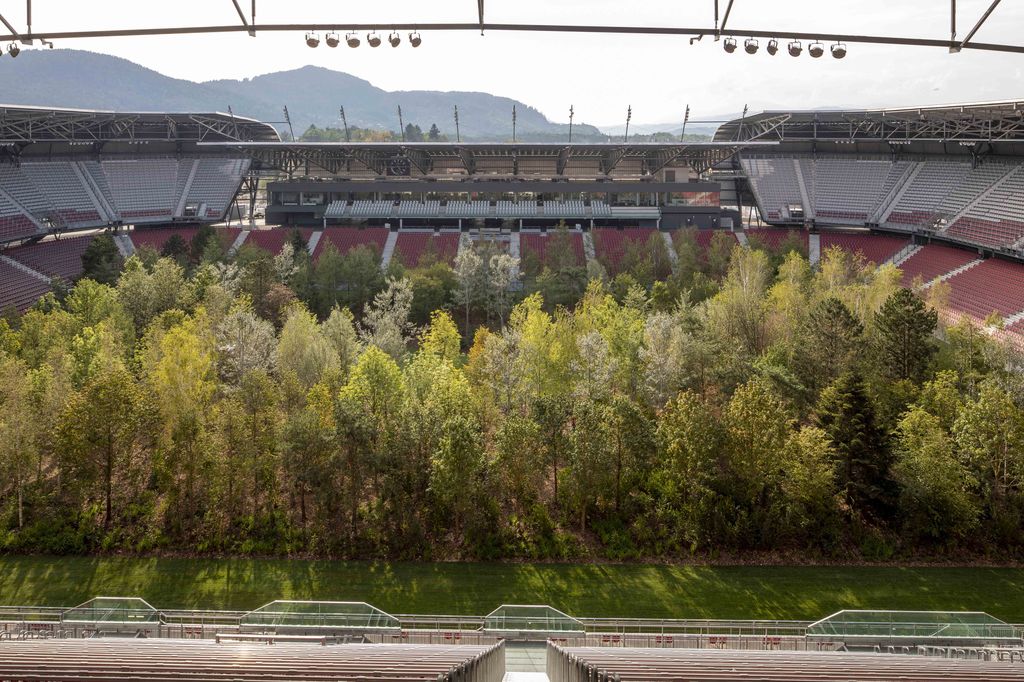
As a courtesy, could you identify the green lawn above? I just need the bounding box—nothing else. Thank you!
[1,556,1022,622]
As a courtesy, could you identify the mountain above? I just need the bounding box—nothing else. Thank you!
[0,49,603,140]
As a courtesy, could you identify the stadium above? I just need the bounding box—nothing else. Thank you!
[4,0,1024,680]
[2,101,1024,344]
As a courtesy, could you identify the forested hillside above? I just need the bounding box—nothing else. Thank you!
[0,228,1021,561]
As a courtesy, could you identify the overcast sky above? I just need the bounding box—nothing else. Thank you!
[3,0,1023,126]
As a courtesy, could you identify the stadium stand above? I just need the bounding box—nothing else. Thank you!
[819,231,910,264]
[19,161,101,226]
[393,231,460,267]
[7,234,95,281]
[519,230,586,268]
[129,226,200,253]
[944,258,1024,322]
[244,228,314,255]
[0,192,40,242]
[592,228,661,271]
[799,158,912,223]
[740,157,804,221]
[0,257,51,311]
[745,227,808,252]
[0,640,505,682]
[99,158,182,222]
[547,644,1023,682]
[312,227,389,262]
[898,243,981,286]
[185,158,251,219]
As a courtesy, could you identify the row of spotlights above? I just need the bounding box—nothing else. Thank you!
[307,31,421,48]
[723,37,846,58]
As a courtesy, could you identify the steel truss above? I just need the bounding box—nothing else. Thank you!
[202,142,768,178]
[716,101,1024,143]
[0,107,279,144]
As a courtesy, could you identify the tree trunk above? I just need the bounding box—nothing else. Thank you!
[105,438,113,529]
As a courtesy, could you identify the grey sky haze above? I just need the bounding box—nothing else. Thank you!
[2,1,1022,126]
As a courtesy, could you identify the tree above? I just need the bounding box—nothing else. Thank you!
[428,123,442,141]
[453,242,483,336]
[894,407,979,543]
[215,302,277,385]
[80,234,124,285]
[815,371,894,521]
[953,380,1024,539]
[486,253,521,328]
[799,296,863,397]
[654,390,721,551]
[161,234,190,266]
[277,306,339,389]
[0,356,37,528]
[58,364,141,529]
[359,277,416,359]
[779,426,838,546]
[872,288,938,383]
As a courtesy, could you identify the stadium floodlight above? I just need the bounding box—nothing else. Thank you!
[788,40,802,56]
[388,32,401,47]
[325,32,340,48]
[766,39,779,55]
[346,33,360,48]
[409,31,422,47]
[744,38,758,54]
[809,41,825,58]
[7,43,20,58]
[367,32,382,47]
[723,37,737,53]
[305,32,320,48]
[831,42,847,59]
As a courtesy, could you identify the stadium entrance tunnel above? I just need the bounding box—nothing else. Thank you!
[483,604,584,640]
[239,600,401,636]
[807,610,1021,650]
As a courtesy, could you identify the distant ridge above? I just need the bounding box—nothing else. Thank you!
[0,49,605,141]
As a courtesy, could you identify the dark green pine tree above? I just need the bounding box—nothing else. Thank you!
[428,123,442,141]
[815,371,895,521]
[800,296,864,396]
[289,228,308,256]
[79,233,124,285]
[160,234,190,267]
[873,288,938,383]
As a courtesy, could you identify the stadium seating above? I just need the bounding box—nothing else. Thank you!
[312,227,389,262]
[0,258,51,311]
[0,192,40,242]
[746,228,808,252]
[185,158,251,219]
[445,201,491,218]
[130,227,241,255]
[244,228,314,256]
[740,157,803,221]
[20,161,101,226]
[396,200,442,218]
[496,201,538,218]
[885,162,972,227]
[898,243,980,286]
[99,158,181,222]
[944,257,1024,322]
[547,644,1023,682]
[591,200,613,218]
[820,231,909,264]
[799,158,911,224]
[7,234,95,281]
[350,200,394,218]
[519,230,586,268]
[592,228,660,271]
[0,640,505,682]
[393,231,460,267]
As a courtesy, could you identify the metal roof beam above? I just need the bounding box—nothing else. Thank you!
[229,0,255,37]
[0,22,1023,54]
[957,0,1002,52]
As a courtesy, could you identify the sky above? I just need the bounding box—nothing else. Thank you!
[1,0,1022,126]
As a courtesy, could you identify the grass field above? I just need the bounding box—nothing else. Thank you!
[1,556,1023,622]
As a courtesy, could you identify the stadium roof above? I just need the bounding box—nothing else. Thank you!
[200,140,778,176]
[0,105,280,144]
[715,100,1024,144]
